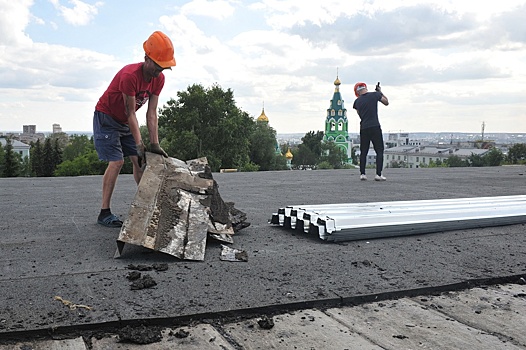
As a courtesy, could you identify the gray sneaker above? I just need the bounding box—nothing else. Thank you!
[375,175,387,181]
[360,174,367,181]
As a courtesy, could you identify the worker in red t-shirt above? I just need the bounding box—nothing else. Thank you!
[93,31,175,227]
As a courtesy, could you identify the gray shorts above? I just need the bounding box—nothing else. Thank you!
[93,110,137,162]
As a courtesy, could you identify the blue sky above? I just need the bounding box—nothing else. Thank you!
[1,0,525,135]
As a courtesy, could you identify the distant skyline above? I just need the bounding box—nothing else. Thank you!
[1,1,525,135]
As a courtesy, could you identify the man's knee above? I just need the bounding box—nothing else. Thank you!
[108,159,125,169]
[373,142,384,154]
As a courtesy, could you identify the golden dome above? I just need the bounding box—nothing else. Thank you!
[257,108,269,123]
[334,76,341,86]
[285,148,293,160]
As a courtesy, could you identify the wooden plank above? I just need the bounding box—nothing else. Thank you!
[412,284,526,346]
[326,298,522,349]
[222,309,382,350]
[91,324,235,350]
[0,337,88,350]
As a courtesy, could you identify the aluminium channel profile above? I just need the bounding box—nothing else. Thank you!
[302,195,526,235]
[271,195,526,232]
[270,195,526,242]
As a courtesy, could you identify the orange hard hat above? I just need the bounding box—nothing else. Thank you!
[354,82,367,97]
[143,31,176,69]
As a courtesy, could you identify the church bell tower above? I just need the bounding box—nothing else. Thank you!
[323,75,352,162]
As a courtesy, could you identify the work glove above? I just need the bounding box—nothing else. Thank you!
[150,143,169,158]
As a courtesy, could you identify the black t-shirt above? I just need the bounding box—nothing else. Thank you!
[353,91,383,130]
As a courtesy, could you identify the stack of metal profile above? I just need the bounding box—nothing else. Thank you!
[269,195,526,242]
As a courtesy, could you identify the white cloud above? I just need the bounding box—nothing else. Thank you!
[1,0,526,133]
[252,0,354,29]
[157,1,526,134]
[180,0,235,20]
[50,0,102,26]
[0,1,123,131]
[30,14,45,25]
[0,0,33,45]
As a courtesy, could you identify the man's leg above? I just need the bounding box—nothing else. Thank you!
[371,127,385,176]
[360,130,371,175]
[101,160,124,209]
[93,111,128,227]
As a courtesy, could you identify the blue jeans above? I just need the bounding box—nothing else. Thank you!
[360,126,384,176]
[93,110,137,162]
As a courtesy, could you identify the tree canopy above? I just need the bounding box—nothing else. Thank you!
[507,143,526,164]
[2,138,20,177]
[292,131,324,168]
[158,83,279,172]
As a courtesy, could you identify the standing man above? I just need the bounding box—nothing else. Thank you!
[93,31,175,227]
[353,82,389,181]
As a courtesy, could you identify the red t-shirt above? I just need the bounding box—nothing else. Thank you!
[95,63,165,124]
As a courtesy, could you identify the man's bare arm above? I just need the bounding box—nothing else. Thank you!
[123,93,142,145]
[380,94,389,106]
[146,94,160,144]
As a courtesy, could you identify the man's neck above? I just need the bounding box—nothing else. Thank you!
[141,63,152,83]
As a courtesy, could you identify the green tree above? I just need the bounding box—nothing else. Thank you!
[351,146,358,165]
[62,134,93,162]
[507,143,526,164]
[292,144,317,168]
[30,139,44,176]
[48,132,69,150]
[445,155,467,167]
[271,154,289,170]
[317,161,332,169]
[280,143,290,155]
[292,131,324,169]
[41,138,55,177]
[20,156,32,177]
[467,153,485,167]
[302,131,324,160]
[158,83,254,172]
[389,160,405,168]
[320,141,347,169]
[485,147,504,166]
[56,134,115,176]
[238,161,260,172]
[249,122,278,171]
[55,150,107,176]
[53,138,63,170]
[0,142,5,175]
[2,138,20,177]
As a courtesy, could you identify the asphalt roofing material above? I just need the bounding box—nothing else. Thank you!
[0,166,525,341]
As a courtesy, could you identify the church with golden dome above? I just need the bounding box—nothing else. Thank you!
[323,75,352,162]
[256,108,269,123]
[256,107,293,169]
[257,106,283,155]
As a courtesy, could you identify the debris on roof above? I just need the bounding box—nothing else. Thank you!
[115,153,250,260]
[220,244,248,262]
